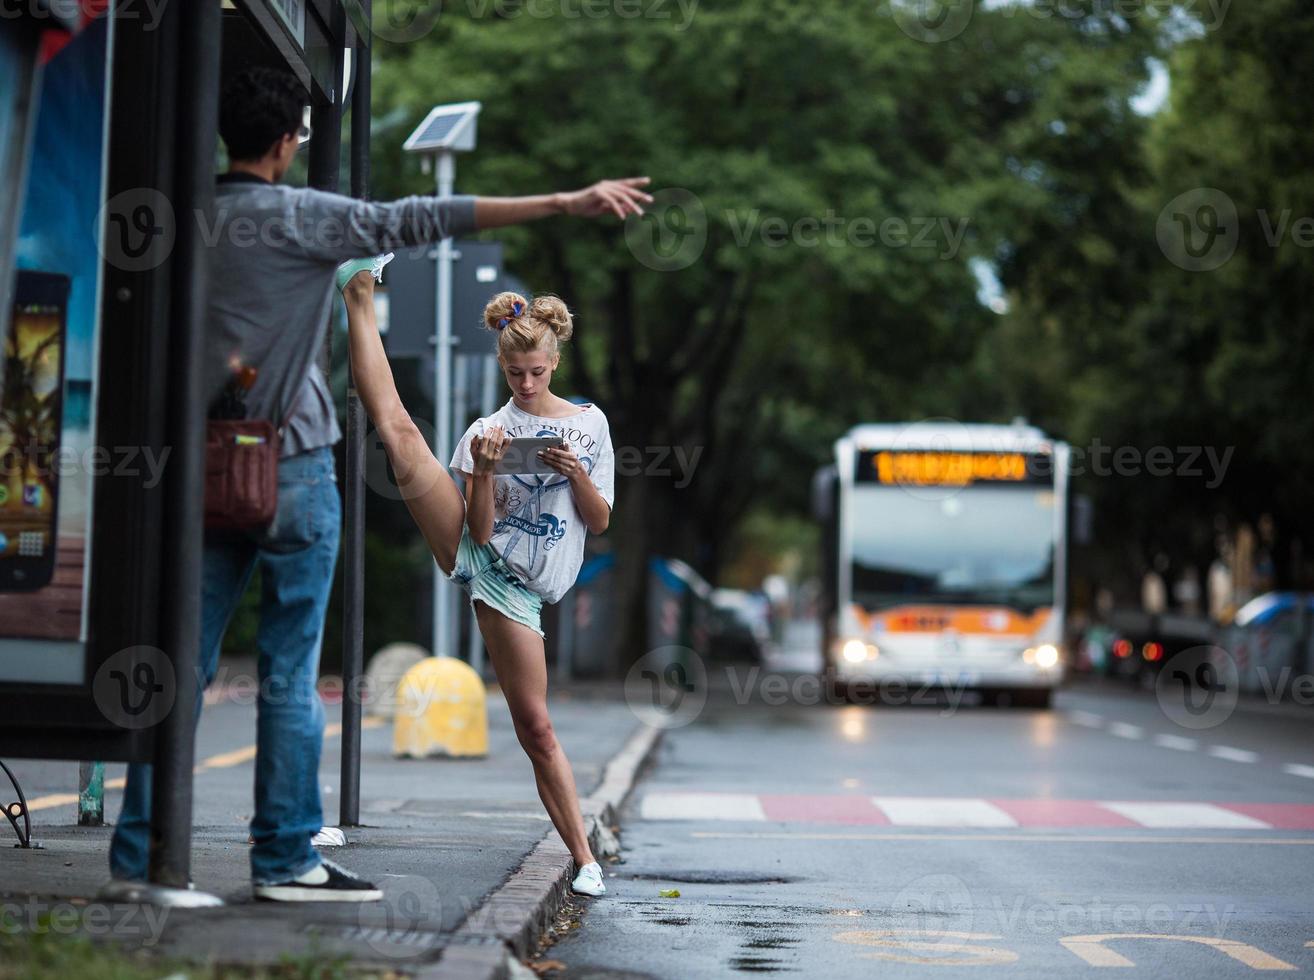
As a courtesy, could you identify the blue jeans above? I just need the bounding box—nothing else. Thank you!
[109,447,340,885]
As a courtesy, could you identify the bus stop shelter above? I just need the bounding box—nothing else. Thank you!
[0,0,374,896]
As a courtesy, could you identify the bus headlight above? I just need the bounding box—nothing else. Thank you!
[841,639,878,663]
[1023,644,1060,668]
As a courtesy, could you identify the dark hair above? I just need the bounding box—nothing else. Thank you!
[219,67,304,162]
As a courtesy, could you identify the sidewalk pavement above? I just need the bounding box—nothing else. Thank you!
[0,675,659,978]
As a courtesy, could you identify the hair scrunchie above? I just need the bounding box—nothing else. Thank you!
[496,300,525,330]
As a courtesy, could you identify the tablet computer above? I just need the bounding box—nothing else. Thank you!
[493,435,566,475]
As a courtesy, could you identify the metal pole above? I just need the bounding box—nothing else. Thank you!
[452,353,469,478]
[308,60,344,192]
[150,0,220,889]
[432,152,455,658]
[464,355,497,676]
[481,354,498,416]
[340,5,371,829]
[452,353,471,667]
[304,11,344,838]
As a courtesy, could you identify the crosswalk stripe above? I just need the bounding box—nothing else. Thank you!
[1223,803,1314,830]
[636,793,1314,829]
[872,797,1018,828]
[640,792,766,821]
[1283,763,1314,779]
[990,798,1137,828]
[1108,722,1144,740]
[1153,733,1197,751]
[1208,745,1258,764]
[759,794,888,825]
[1100,802,1270,829]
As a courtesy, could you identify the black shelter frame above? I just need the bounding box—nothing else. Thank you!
[0,0,372,885]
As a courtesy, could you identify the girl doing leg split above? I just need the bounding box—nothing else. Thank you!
[339,256,614,897]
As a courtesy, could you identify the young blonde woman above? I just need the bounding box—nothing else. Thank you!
[339,256,614,897]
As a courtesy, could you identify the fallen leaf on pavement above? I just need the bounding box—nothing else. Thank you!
[527,959,566,974]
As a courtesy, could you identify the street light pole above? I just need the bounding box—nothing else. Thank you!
[432,151,455,658]
[402,102,481,663]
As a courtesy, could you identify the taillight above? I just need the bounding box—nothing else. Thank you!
[1142,641,1164,662]
[1113,639,1132,659]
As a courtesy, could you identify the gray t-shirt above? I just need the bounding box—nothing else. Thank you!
[204,174,477,456]
[451,400,615,604]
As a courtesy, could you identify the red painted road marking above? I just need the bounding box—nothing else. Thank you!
[1222,803,1314,830]
[990,798,1139,828]
[759,794,891,825]
[640,792,1314,829]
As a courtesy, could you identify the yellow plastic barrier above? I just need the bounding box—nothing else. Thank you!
[392,657,489,759]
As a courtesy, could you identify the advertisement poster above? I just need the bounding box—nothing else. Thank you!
[0,15,111,683]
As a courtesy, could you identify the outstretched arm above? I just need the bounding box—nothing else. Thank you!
[304,178,654,262]
[474,177,653,226]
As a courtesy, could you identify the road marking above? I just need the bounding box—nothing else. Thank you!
[1069,711,1104,728]
[1060,933,1296,970]
[640,792,766,821]
[22,718,383,813]
[26,776,127,813]
[1108,722,1144,740]
[1208,745,1259,764]
[760,794,888,825]
[1283,764,1314,779]
[1100,802,1270,829]
[642,793,1314,829]
[990,798,1136,828]
[873,797,1017,828]
[24,792,80,811]
[197,745,257,769]
[1214,803,1314,830]
[834,930,1018,966]
[1153,733,1197,751]
[690,831,1314,845]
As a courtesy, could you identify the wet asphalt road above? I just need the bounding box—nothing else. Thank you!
[549,645,1314,979]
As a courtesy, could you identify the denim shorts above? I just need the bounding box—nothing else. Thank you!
[449,526,545,638]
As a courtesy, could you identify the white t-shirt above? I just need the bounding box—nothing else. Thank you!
[450,399,615,604]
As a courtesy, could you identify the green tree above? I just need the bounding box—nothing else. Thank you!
[369,0,1176,667]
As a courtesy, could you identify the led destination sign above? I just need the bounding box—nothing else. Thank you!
[857,450,1052,486]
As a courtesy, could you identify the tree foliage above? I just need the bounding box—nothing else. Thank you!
[363,0,1313,663]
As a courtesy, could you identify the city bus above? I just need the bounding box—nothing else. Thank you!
[813,421,1070,707]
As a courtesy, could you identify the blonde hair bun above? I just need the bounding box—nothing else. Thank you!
[481,291,575,357]
[529,295,573,342]
[483,291,529,333]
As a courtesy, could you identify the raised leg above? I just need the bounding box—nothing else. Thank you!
[343,273,467,574]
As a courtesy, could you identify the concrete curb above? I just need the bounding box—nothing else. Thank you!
[419,722,663,979]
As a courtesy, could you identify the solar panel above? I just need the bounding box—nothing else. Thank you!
[403,103,482,153]
[417,115,462,146]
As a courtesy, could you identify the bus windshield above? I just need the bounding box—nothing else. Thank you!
[850,484,1056,612]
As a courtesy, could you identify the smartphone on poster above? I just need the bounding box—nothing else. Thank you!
[0,271,69,592]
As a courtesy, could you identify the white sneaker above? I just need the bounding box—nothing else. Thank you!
[311,827,348,847]
[571,861,606,897]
